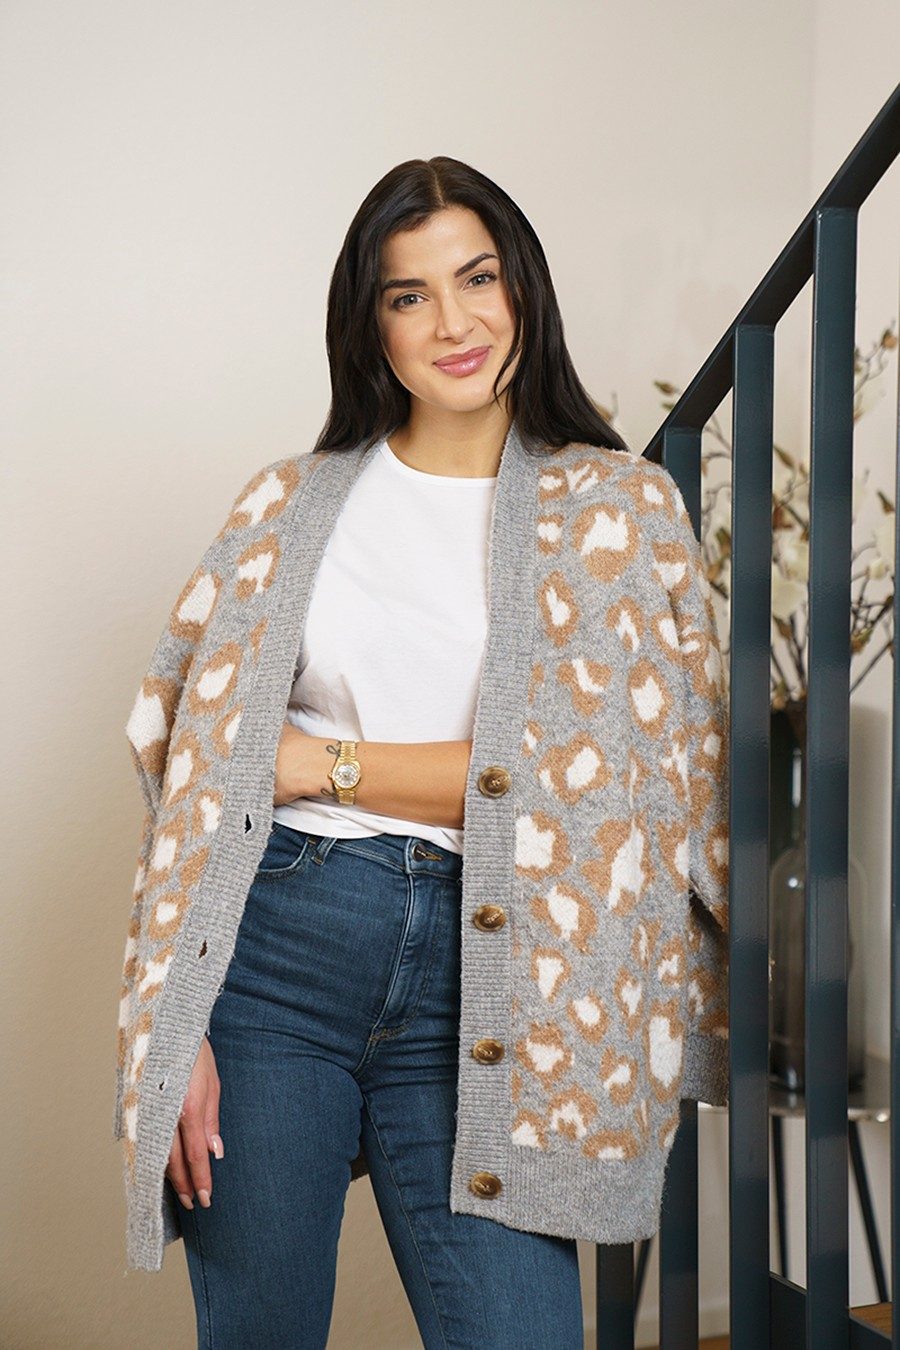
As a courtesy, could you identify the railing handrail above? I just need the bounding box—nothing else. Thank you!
[643,81,900,464]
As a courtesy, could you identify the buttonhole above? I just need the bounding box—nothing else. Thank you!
[198,940,207,959]
[244,813,253,833]
[158,1079,166,1092]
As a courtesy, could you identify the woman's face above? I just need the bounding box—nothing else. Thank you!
[377,205,519,415]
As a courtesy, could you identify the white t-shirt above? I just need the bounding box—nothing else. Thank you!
[272,435,497,855]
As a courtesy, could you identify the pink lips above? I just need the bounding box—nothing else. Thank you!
[434,346,490,376]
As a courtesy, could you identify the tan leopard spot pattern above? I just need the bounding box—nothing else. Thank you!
[566,990,611,1043]
[600,1044,639,1105]
[249,616,268,662]
[527,661,545,703]
[515,1021,573,1088]
[515,811,573,880]
[651,537,692,601]
[530,945,572,1002]
[583,1127,642,1162]
[161,730,210,809]
[126,675,182,778]
[212,703,242,758]
[547,1083,600,1139]
[656,818,690,891]
[631,917,662,970]
[169,566,222,641]
[187,641,242,717]
[627,657,675,739]
[644,996,685,1103]
[581,814,656,917]
[223,461,301,531]
[530,878,598,953]
[614,967,644,1036]
[146,807,187,884]
[606,596,644,653]
[656,935,687,988]
[538,570,579,647]
[235,532,281,599]
[659,729,690,805]
[557,658,613,716]
[573,502,642,583]
[191,788,223,837]
[537,512,564,555]
[511,1109,549,1150]
[620,469,677,520]
[536,732,614,805]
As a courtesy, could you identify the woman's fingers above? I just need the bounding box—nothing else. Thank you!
[179,1097,216,1207]
[166,1126,195,1210]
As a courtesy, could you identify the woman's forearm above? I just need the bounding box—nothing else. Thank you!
[275,725,473,830]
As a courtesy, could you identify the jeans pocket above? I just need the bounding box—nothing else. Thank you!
[255,821,310,877]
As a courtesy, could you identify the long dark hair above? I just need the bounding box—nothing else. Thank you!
[312,156,630,457]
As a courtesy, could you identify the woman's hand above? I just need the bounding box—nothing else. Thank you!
[274,722,328,806]
[166,1035,224,1210]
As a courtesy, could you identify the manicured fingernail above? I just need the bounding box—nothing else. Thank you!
[198,1189,211,1208]
[211,1135,224,1159]
[178,1193,194,1210]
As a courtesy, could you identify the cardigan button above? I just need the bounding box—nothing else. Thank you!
[469,1171,503,1198]
[477,765,511,797]
[472,1038,505,1064]
[472,904,506,931]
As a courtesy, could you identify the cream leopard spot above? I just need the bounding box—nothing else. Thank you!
[515,811,572,880]
[573,502,641,583]
[566,990,610,1044]
[522,719,544,756]
[530,879,598,953]
[187,641,242,716]
[515,1022,573,1088]
[621,469,676,520]
[658,1110,681,1151]
[146,808,187,883]
[627,658,674,738]
[531,946,571,1002]
[170,567,221,641]
[537,513,564,555]
[557,658,613,717]
[192,788,223,836]
[656,935,686,987]
[651,537,692,601]
[600,1045,638,1105]
[659,728,690,804]
[645,997,685,1103]
[631,917,662,969]
[582,1127,642,1162]
[212,703,242,757]
[547,1084,599,1139]
[126,676,181,778]
[136,943,175,1003]
[538,570,579,647]
[538,466,568,502]
[235,532,281,599]
[581,814,656,917]
[536,733,614,805]
[511,1110,548,1149]
[162,730,209,808]
[614,967,643,1035]
[649,609,683,665]
[657,819,690,892]
[606,596,644,653]
[225,461,301,530]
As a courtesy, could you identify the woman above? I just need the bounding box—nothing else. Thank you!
[116,155,730,1346]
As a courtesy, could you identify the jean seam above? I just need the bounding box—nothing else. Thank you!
[189,1205,214,1349]
[361,1091,451,1350]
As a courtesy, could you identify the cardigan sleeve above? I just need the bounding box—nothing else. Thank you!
[650,468,731,1106]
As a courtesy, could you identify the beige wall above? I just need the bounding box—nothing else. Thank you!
[3,1,897,1345]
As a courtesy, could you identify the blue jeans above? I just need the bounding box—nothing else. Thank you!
[177,823,584,1349]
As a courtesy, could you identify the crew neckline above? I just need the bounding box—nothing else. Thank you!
[379,437,498,486]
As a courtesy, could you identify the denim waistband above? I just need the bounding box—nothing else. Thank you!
[274,822,463,880]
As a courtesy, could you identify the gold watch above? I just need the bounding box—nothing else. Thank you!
[328,739,361,804]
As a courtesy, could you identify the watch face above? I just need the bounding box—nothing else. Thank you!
[333,762,361,789]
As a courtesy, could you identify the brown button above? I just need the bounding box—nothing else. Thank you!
[472,904,506,931]
[469,1171,503,1198]
[472,1038,505,1064]
[477,765,511,797]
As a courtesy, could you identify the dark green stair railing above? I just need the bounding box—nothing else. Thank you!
[593,81,900,1350]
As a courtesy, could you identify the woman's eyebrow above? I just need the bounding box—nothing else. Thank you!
[380,252,499,294]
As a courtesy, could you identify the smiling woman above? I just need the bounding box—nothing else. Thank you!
[116,154,728,1350]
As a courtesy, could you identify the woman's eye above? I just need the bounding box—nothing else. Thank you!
[390,271,497,310]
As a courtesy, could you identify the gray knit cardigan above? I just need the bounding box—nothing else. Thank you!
[114,420,730,1272]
